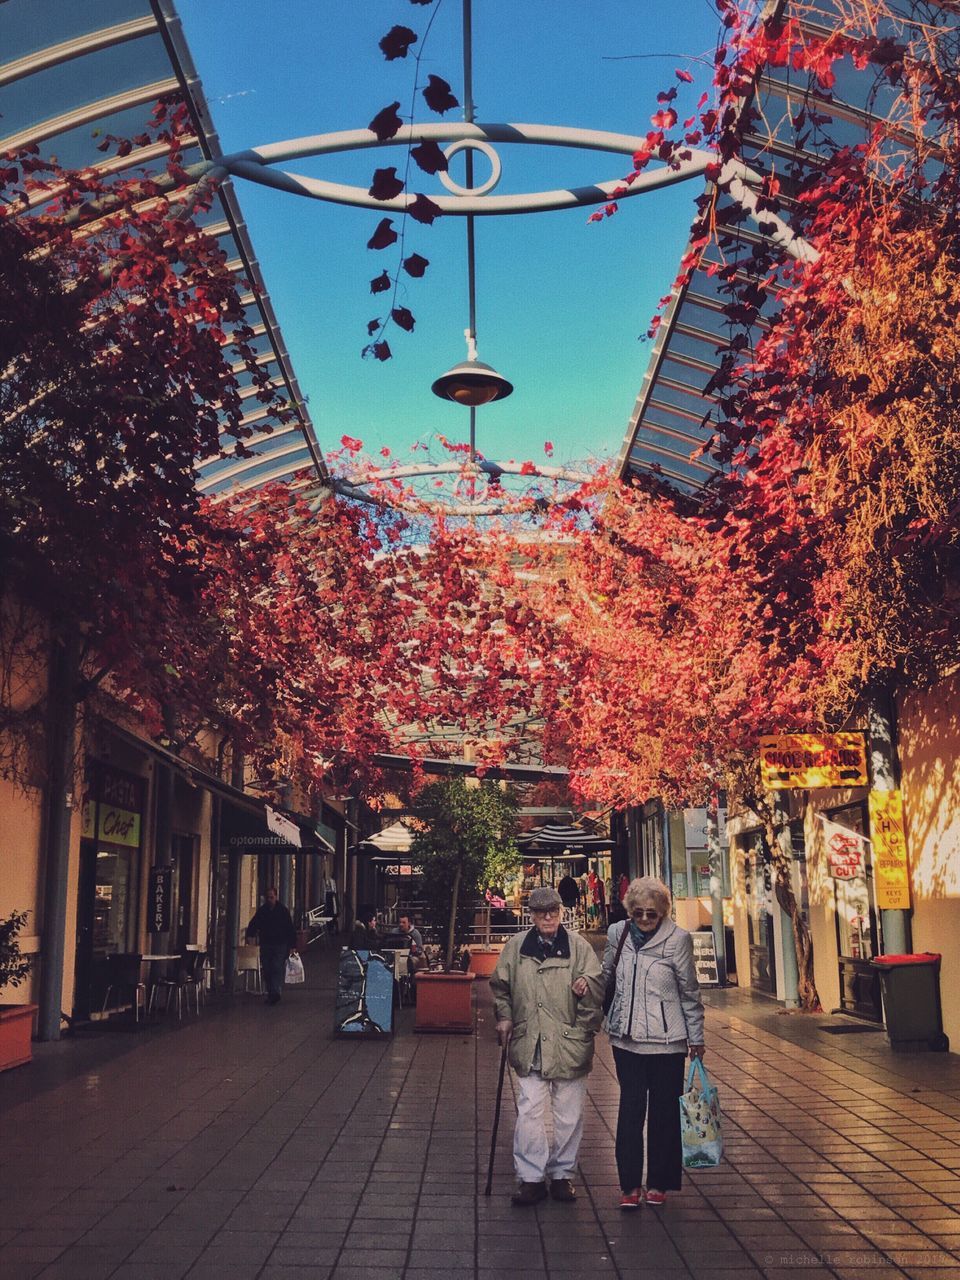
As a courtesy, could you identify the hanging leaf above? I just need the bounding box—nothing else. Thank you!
[370,271,391,294]
[369,167,404,200]
[403,253,430,278]
[367,318,382,335]
[368,102,403,140]
[411,140,449,175]
[367,218,398,250]
[391,307,415,333]
[407,194,443,225]
[362,340,392,362]
[379,25,417,60]
[423,75,459,115]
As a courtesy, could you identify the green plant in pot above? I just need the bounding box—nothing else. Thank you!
[410,777,520,972]
[0,910,33,993]
[0,910,37,1072]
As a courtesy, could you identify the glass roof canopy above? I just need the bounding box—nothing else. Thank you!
[615,0,959,497]
[0,0,325,495]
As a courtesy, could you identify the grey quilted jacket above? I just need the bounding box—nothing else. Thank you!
[602,918,705,1047]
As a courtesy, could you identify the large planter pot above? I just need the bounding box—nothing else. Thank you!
[0,1004,37,1072]
[415,971,476,1033]
[467,947,502,978]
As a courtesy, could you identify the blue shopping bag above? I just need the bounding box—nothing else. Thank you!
[679,1057,723,1168]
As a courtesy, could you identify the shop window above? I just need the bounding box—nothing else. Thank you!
[740,829,776,993]
[93,848,133,952]
[828,802,883,1021]
[830,803,877,961]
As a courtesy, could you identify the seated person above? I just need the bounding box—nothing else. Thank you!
[350,909,379,951]
[398,912,427,972]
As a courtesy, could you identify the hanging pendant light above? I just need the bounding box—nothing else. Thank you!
[432,330,513,405]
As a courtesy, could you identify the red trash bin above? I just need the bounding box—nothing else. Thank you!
[870,953,949,1052]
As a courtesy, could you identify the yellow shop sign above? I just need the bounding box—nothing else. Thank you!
[760,732,869,790]
[97,805,141,848]
[869,789,911,910]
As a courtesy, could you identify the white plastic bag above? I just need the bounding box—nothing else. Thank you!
[285,952,305,984]
[679,1057,723,1168]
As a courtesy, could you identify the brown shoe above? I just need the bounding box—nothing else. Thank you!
[511,1181,548,1207]
[549,1178,576,1202]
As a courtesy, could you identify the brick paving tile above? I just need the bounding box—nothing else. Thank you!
[5,963,960,1280]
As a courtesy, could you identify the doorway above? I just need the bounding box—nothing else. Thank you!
[830,802,882,1021]
[171,833,196,952]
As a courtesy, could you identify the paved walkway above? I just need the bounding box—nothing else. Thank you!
[2,954,960,1280]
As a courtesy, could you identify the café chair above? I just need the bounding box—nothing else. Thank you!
[236,943,262,993]
[151,949,205,1019]
[102,952,146,1024]
[391,948,412,1006]
[305,906,335,947]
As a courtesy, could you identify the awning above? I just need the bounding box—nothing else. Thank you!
[103,721,325,853]
[360,821,414,853]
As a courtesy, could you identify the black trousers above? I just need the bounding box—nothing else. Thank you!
[260,944,288,998]
[612,1048,687,1192]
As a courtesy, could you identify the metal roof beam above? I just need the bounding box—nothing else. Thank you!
[0,78,180,153]
[0,16,157,89]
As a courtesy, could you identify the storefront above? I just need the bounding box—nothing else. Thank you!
[827,802,883,1020]
[74,762,145,1020]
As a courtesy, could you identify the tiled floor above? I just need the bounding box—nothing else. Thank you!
[2,955,960,1279]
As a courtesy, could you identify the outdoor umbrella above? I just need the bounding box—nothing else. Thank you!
[516,823,615,852]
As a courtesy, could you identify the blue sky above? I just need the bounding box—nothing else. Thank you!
[177,1,722,472]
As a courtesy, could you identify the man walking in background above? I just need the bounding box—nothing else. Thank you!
[246,886,296,1005]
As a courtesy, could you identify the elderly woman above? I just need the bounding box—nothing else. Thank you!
[602,876,705,1209]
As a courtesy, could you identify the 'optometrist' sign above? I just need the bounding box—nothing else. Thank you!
[760,733,869,790]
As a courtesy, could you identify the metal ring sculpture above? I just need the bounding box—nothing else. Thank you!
[209,124,816,516]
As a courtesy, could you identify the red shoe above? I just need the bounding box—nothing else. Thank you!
[645,1189,667,1206]
[619,1189,642,1210]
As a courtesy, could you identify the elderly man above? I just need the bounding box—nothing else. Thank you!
[490,886,603,1206]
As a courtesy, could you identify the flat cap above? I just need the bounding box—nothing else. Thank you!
[528,886,562,912]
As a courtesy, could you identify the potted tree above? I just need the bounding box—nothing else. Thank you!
[0,910,37,1071]
[410,778,519,1031]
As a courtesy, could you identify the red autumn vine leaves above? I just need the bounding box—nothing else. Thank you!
[5,1,960,814]
[362,0,457,360]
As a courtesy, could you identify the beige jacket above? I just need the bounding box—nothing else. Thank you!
[490,926,603,1079]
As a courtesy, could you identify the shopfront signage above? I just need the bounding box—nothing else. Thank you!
[760,733,869,791]
[148,867,172,933]
[266,805,302,848]
[869,789,911,910]
[692,931,719,986]
[823,819,866,880]
[98,805,141,848]
[83,765,144,849]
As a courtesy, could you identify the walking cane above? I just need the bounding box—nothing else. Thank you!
[484,1039,509,1196]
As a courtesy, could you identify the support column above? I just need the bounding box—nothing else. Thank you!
[660,804,672,892]
[37,632,80,1042]
[225,852,241,995]
[278,855,292,912]
[706,792,728,987]
[868,686,910,954]
[772,794,799,1008]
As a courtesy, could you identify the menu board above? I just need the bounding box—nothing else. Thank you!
[692,931,719,986]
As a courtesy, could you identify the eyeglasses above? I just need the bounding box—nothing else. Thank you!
[631,908,661,921]
[532,909,561,919]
